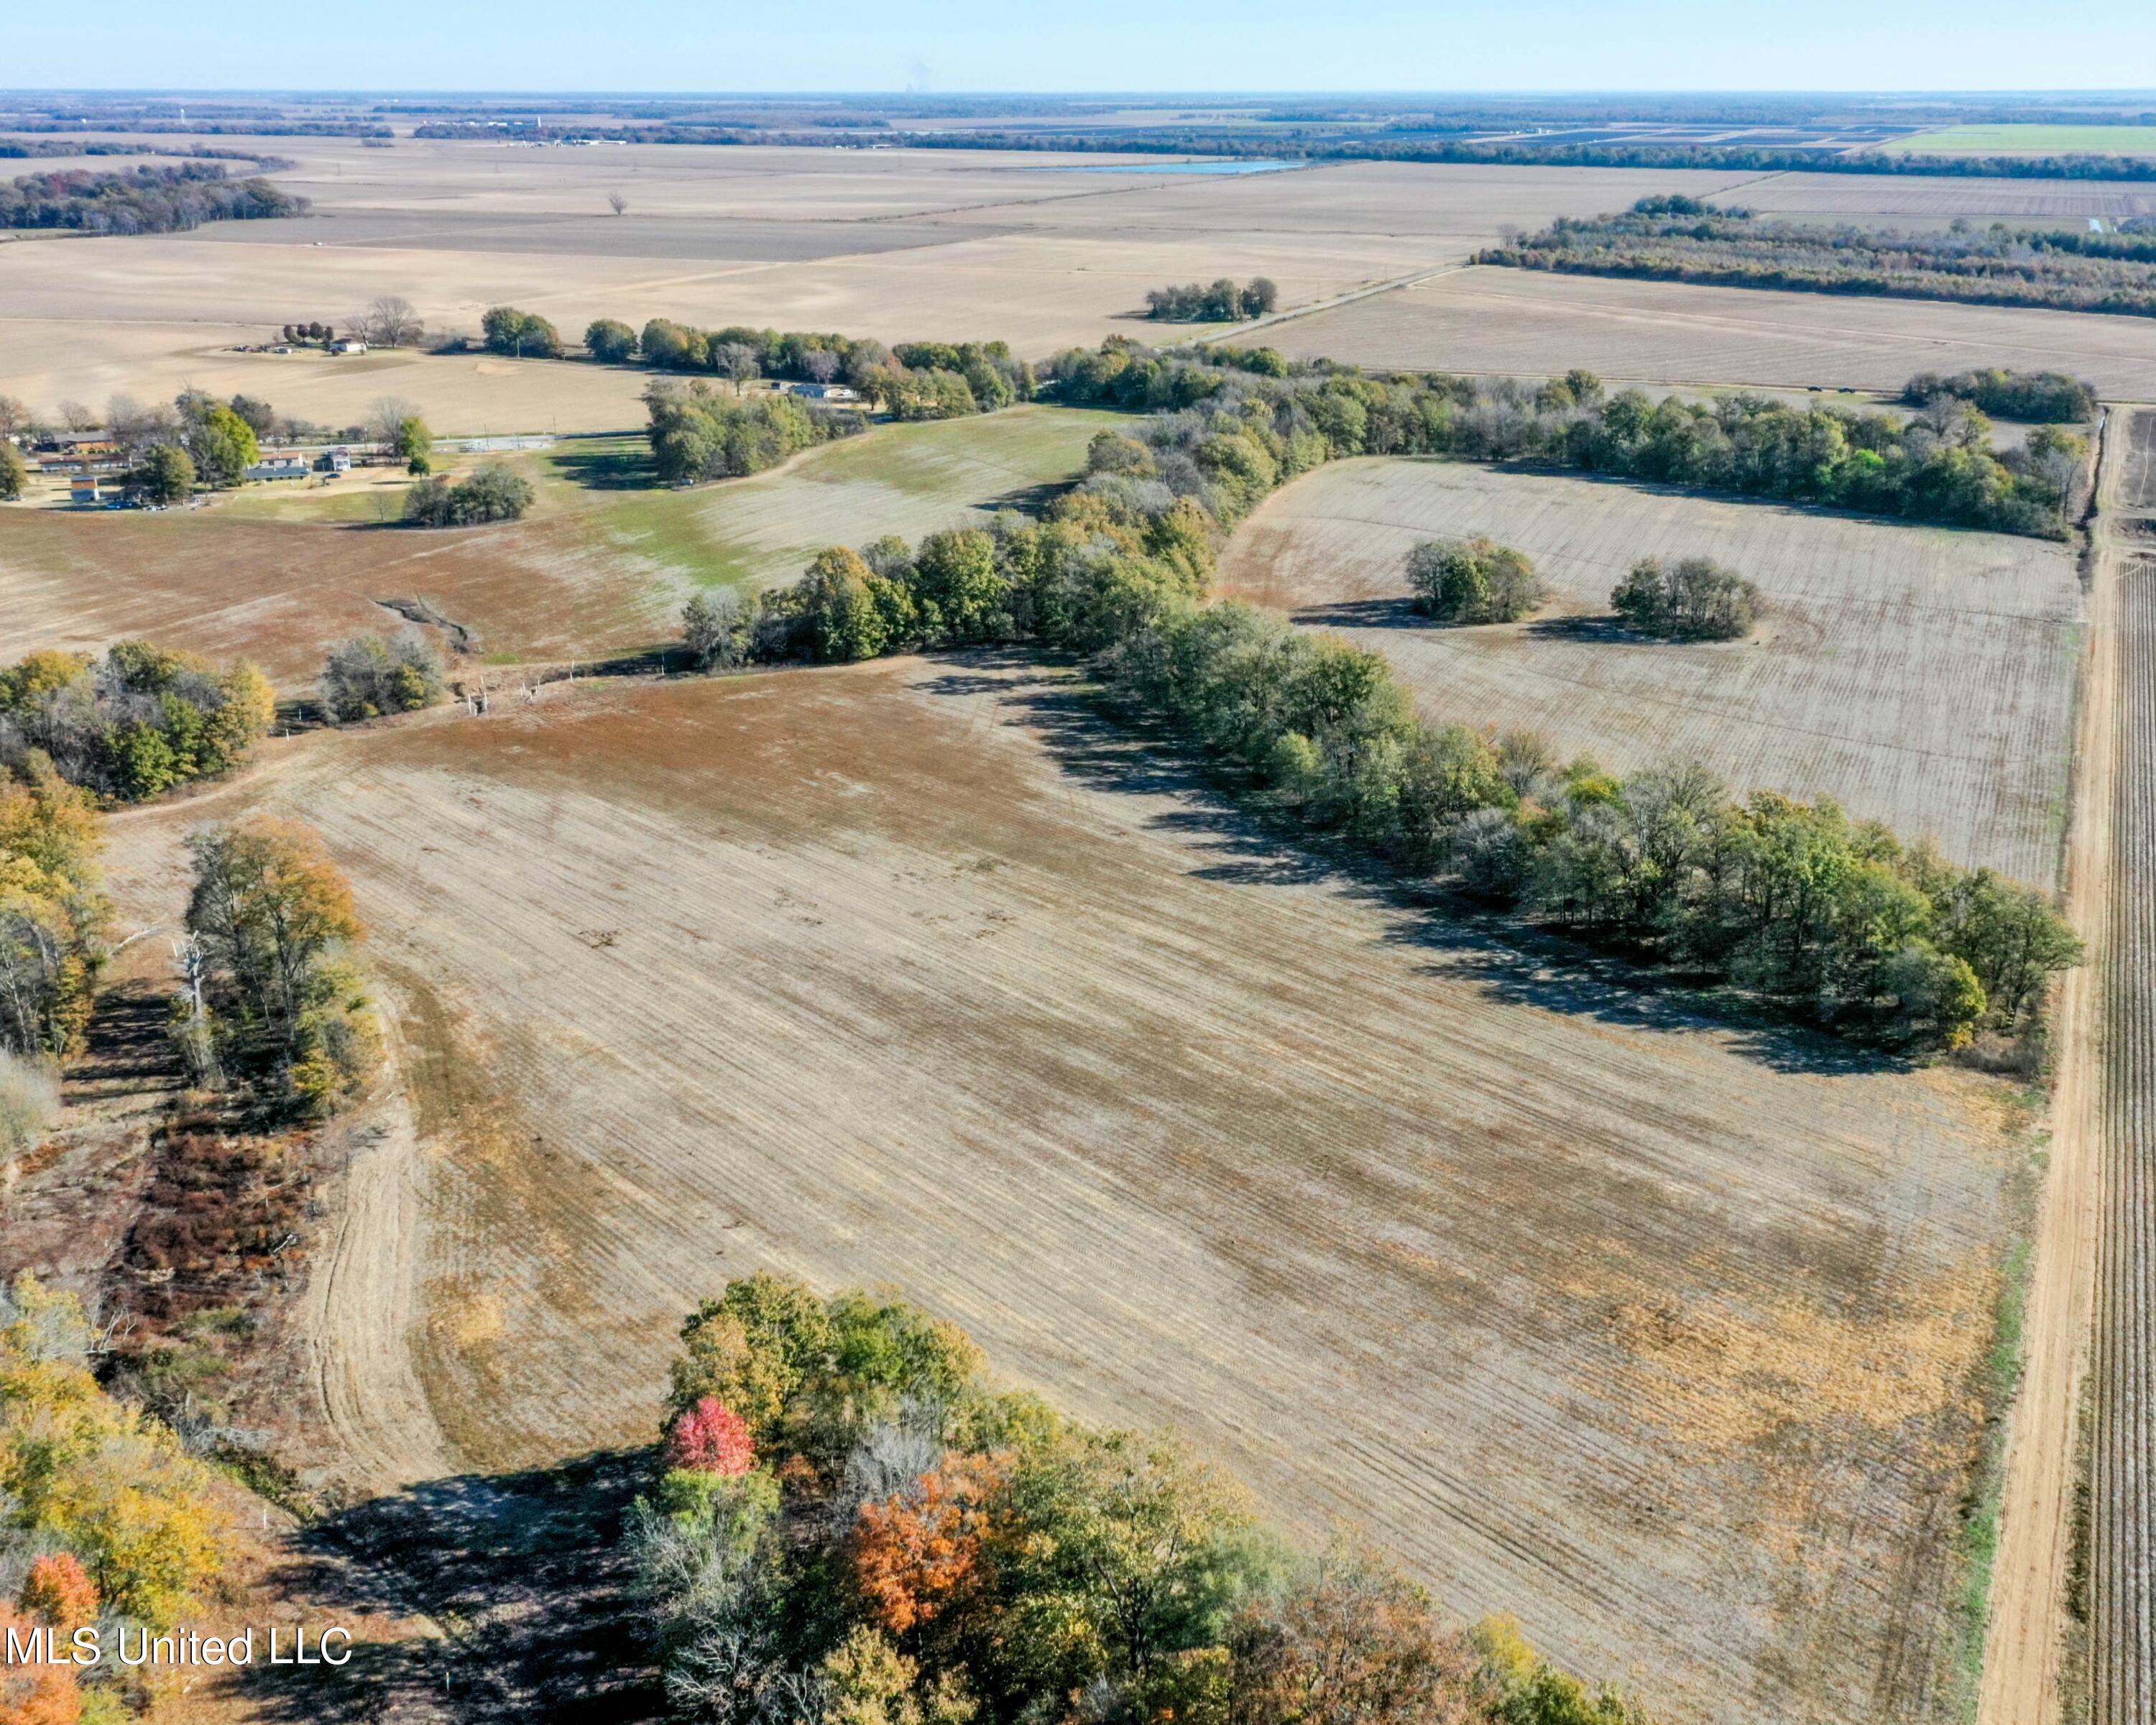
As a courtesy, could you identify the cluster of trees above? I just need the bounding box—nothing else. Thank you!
[1143,277,1280,321]
[0,161,305,233]
[1477,201,2156,319]
[403,463,534,526]
[0,755,105,1060]
[1101,604,2074,1047]
[1903,368,2099,423]
[1608,557,1759,640]
[481,305,564,359]
[699,349,2081,1049]
[1,1275,231,1724]
[645,382,866,486]
[1407,537,1544,625]
[172,817,377,1118]
[628,1271,1653,1725]
[319,634,448,722]
[0,642,275,803]
[1042,340,2083,538]
[610,318,1039,419]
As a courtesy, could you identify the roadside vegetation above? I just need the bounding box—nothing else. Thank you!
[1904,368,2099,423]
[696,349,2081,1051]
[630,1271,1655,1725]
[1478,198,2156,318]
[0,160,305,233]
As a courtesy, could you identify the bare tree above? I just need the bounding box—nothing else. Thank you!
[0,396,29,437]
[608,190,629,217]
[801,349,842,384]
[366,396,423,448]
[358,294,424,348]
[58,400,97,432]
[713,342,760,395]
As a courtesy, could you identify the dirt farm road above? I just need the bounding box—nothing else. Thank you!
[1980,405,2150,1725]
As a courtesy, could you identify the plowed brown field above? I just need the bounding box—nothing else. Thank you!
[98,658,2027,1725]
[1218,459,2082,882]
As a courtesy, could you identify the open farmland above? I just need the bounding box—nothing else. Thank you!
[0,140,1757,432]
[1885,126,2156,157]
[2091,410,2156,1725]
[1217,459,2081,884]
[1246,267,2156,398]
[0,404,1116,688]
[96,656,2024,1725]
[1714,170,2156,226]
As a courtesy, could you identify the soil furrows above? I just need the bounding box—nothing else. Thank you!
[2095,544,2156,1725]
[96,661,2022,1724]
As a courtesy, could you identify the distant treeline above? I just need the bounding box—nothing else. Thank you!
[0,161,306,233]
[1047,341,2085,538]
[683,339,2081,1049]
[1477,198,2156,317]
[0,139,288,165]
[0,118,387,138]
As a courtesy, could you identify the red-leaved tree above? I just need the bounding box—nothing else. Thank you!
[665,1397,755,1476]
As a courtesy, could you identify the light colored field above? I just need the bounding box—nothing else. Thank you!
[0,404,1116,688]
[0,142,1758,433]
[1218,459,2081,883]
[1246,267,2156,398]
[1887,126,2156,158]
[1718,170,2156,224]
[96,657,2023,1725]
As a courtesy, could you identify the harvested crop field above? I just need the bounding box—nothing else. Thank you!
[2091,410,2156,1725]
[100,658,2025,1725]
[1246,267,2156,399]
[0,405,1114,689]
[1714,170,2156,225]
[1218,459,2081,883]
[0,139,1757,433]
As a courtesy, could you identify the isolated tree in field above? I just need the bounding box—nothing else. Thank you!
[0,441,26,502]
[183,816,377,1116]
[584,318,637,364]
[608,190,629,216]
[134,443,195,504]
[1406,536,1543,625]
[1610,556,1759,640]
[320,633,446,722]
[359,293,423,348]
[402,463,533,526]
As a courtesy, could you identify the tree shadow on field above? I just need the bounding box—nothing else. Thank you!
[553,444,659,491]
[912,649,1902,1079]
[233,1447,662,1724]
[1287,595,1429,631]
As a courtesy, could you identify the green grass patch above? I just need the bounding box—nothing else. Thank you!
[1886,124,2156,157]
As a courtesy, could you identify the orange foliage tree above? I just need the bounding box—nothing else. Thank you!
[851,1457,1002,1637]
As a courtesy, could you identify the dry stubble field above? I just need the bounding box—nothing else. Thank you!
[1247,266,2156,399]
[1,143,1763,431]
[1219,459,2081,884]
[99,658,2024,1725]
[0,404,1115,688]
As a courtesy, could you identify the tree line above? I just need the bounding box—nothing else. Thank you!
[686,349,2081,1050]
[629,1271,1655,1725]
[0,161,305,234]
[1904,369,2099,423]
[1043,340,2084,538]
[1476,201,2156,319]
[1143,277,1280,321]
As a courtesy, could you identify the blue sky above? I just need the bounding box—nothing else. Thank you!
[6,1,2151,95]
